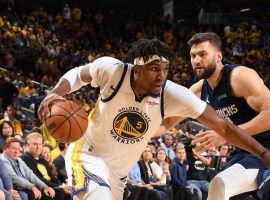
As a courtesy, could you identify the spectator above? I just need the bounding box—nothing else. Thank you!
[0,156,23,200]
[128,162,166,200]
[154,147,172,184]
[0,105,23,136]
[20,132,65,200]
[138,145,170,200]
[161,133,176,160]
[187,148,210,200]
[52,143,68,183]
[170,147,196,200]
[41,144,57,178]
[0,121,14,153]
[1,137,55,200]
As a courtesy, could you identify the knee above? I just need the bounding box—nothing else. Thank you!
[209,176,225,195]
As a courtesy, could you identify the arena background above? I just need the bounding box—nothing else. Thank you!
[0,1,270,199]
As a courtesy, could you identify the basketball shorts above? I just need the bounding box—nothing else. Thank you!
[65,140,126,200]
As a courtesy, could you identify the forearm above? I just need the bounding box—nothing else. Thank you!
[208,118,266,160]
[49,78,71,96]
[198,105,267,161]
[238,111,270,136]
[196,154,210,166]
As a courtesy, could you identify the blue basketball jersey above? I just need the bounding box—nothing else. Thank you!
[201,64,270,147]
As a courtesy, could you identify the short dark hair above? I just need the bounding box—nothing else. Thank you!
[187,32,222,51]
[58,142,66,151]
[127,38,176,64]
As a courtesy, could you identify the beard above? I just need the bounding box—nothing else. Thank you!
[193,58,217,81]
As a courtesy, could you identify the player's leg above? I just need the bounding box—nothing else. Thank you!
[208,164,258,200]
[73,180,112,200]
[66,141,112,200]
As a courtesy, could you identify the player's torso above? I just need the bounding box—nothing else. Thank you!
[82,64,163,174]
[201,64,270,146]
[201,64,257,125]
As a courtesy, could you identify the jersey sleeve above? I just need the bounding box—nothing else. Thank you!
[89,56,125,97]
[163,80,206,119]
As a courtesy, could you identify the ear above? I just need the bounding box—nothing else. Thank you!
[216,52,222,64]
[133,65,142,77]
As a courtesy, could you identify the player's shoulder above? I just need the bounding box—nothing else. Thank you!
[92,56,124,66]
[188,80,203,98]
[164,80,193,97]
[165,80,187,91]
[89,56,127,76]
[230,65,259,81]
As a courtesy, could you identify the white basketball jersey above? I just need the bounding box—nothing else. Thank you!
[78,57,206,176]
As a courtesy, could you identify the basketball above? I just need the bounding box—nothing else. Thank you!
[44,100,88,143]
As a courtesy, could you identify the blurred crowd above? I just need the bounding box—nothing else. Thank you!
[0,3,269,200]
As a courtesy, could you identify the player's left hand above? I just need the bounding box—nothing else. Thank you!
[192,130,227,153]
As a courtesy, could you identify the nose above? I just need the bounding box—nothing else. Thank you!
[193,55,201,66]
[157,69,167,81]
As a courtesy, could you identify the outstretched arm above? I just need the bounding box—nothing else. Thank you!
[192,66,270,150]
[195,104,270,166]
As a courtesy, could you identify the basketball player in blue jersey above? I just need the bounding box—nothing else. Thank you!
[38,38,270,200]
[187,32,270,200]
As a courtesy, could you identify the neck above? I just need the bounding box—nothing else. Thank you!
[60,151,66,157]
[207,63,224,90]
[144,160,149,164]
[28,151,39,160]
[131,75,145,97]
[8,116,14,121]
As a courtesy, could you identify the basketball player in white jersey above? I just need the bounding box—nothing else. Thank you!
[38,39,270,200]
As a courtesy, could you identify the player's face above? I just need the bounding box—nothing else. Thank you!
[135,60,169,97]
[190,41,221,80]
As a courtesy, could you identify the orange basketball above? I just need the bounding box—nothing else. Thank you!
[44,100,88,143]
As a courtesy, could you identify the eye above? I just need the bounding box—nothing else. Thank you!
[199,52,205,57]
[151,67,159,71]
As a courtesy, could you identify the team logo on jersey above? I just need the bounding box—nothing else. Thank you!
[218,93,227,100]
[110,108,150,144]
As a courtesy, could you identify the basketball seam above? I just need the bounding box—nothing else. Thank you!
[48,102,87,142]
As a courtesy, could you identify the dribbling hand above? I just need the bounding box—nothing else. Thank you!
[37,93,66,122]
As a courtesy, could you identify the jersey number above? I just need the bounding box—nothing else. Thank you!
[136,121,143,129]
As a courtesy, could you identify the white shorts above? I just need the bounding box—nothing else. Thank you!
[65,140,126,200]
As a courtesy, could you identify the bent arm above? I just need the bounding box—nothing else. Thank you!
[231,66,270,136]
[50,64,92,96]
[197,104,268,162]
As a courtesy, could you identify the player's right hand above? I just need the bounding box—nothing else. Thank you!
[37,93,66,122]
